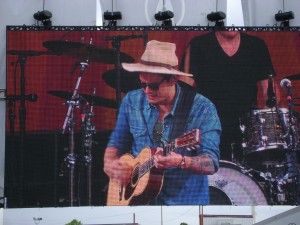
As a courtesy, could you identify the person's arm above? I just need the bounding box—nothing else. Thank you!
[153,99,221,175]
[153,150,216,175]
[103,146,132,185]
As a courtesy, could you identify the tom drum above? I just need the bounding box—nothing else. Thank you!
[239,108,299,164]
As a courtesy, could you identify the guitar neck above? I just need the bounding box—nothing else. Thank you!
[137,129,200,179]
[138,143,176,179]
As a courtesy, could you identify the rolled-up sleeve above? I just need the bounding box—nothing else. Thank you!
[188,95,222,171]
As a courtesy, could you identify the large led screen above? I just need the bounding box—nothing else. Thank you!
[5,27,300,207]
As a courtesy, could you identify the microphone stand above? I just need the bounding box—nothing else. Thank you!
[6,51,29,207]
[283,84,300,204]
[103,32,148,112]
[7,50,51,207]
[8,99,16,136]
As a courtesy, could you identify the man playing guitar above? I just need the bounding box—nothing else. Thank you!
[103,40,221,205]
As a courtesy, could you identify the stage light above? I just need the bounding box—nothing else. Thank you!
[33,10,52,21]
[275,10,294,27]
[104,11,122,26]
[154,10,174,27]
[154,10,174,21]
[207,11,226,27]
[33,10,52,28]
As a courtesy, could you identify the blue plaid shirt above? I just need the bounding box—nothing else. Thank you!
[107,84,221,205]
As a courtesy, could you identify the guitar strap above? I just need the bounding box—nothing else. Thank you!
[169,82,197,141]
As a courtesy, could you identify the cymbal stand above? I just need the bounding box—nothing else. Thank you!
[103,33,148,111]
[283,83,300,204]
[80,89,96,206]
[62,58,89,207]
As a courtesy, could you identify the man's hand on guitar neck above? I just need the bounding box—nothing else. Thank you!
[154,148,216,175]
[104,147,132,185]
[153,147,184,169]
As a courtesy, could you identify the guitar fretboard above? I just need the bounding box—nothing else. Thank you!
[136,129,200,180]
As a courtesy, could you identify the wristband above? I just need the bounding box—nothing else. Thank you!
[178,155,186,169]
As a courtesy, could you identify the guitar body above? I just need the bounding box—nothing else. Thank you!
[106,129,201,205]
[106,147,164,206]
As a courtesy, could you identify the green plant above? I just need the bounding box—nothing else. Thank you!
[65,219,82,225]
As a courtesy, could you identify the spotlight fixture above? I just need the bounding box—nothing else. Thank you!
[207,11,226,27]
[104,11,122,27]
[33,10,52,21]
[33,10,52,28]
[154,10,174,27]
[275,10,294,27]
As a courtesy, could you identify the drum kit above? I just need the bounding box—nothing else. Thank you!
[209,75,300,205]
[43,34,146,206]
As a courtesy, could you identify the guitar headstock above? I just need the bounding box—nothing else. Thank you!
[174,129,201,150]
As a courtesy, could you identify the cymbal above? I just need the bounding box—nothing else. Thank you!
[47,90,117,109]
[43,40,134,64]
[102,69,140,93]
[285,73,300,80]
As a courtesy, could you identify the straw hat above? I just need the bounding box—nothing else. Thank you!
[122,40,193,77]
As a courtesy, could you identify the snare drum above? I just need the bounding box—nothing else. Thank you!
[209,161,268,205]
[239,108,298,163]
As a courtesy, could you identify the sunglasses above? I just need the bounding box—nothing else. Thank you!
[140,77,167,91]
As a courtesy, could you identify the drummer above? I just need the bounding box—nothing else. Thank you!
[181,30,281,161]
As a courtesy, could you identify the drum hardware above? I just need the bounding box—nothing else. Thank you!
[280,78,300,205]
[47,90,117,109]
[274,178,287,203]
[43,35,138,206]
[6,50,56,207]
[103,32,147,110]
[102,69,140,93]
[57,90,98,206]
[79,88,97,206]
[43,40,134,64]
[46,37,96,206]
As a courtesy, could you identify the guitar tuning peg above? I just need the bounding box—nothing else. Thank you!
[186,147,191,151]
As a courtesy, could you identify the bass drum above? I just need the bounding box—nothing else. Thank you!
[209,161,268,205]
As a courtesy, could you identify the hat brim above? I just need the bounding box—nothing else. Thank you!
[122,63,193,77]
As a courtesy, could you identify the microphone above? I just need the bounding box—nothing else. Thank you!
[6,94,38,102]
[280,78,292,88]
[266,75,276,108]
[280,78,292,100]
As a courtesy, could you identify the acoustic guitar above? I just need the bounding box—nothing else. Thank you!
[106,129,201,206]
